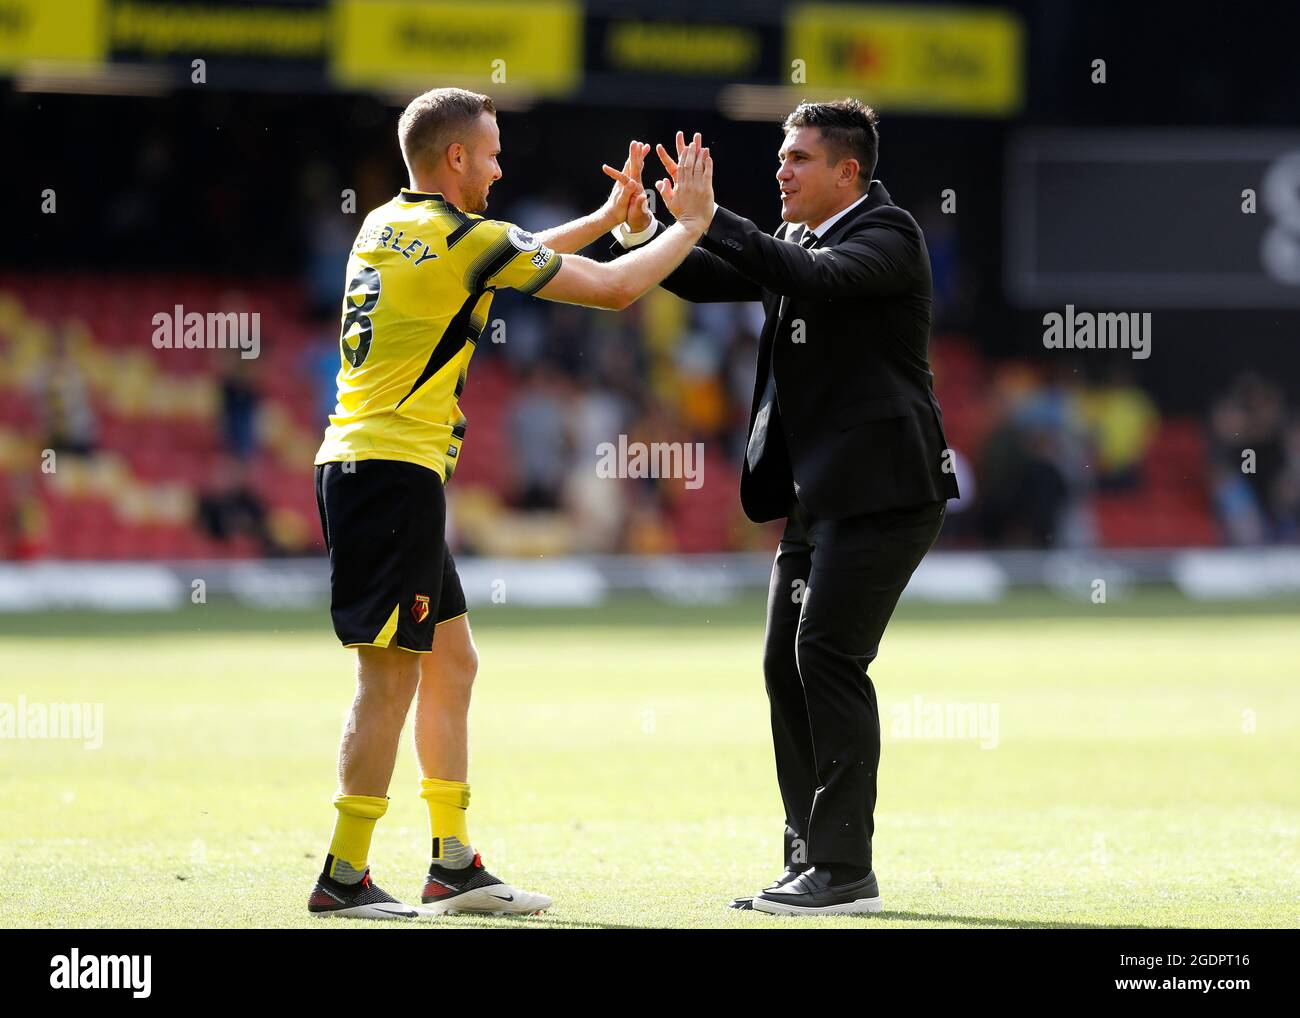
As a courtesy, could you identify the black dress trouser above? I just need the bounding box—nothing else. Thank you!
[763,496,947,870]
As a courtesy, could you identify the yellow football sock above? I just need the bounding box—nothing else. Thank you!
[420,777,474,868]
[326,793,388,883]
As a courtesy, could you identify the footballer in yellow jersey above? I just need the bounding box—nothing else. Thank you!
[308,85,716,918]
[315,192,562,483]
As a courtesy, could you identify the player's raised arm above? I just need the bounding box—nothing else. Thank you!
[531,136,715,310]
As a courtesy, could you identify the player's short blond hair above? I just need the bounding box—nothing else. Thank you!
[398,87,496,173]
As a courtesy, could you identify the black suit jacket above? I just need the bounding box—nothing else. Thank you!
[613,180,959,523]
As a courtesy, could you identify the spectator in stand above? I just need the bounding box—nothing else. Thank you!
[218,352,259,460]
[932,445,977,544]
[507,363,570,510]
[588,304,648,400]
[622,485,676,554]
[564,378,632,550]
[1079,365,1159,491]
[488,289,547,370]
[1017,429,1072,547]
[1208,372,1293,543]
[307,308,343,425]
[491,188,585,372]
[537,301,596,378]
[1275,418,1300,541]
[35,327,97,458]
[302,161,358,318]
[917,207,969,330]
[977,365,1087,548]
[674,334,728,444]
[195,455,280,555]
[0,471,49,560]
[722,319,761,464]
[1015,364,1093,545]
[509,185,581,238]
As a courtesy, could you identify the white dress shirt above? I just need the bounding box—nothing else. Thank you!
[802,189,872,241]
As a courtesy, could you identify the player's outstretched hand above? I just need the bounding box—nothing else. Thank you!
[600,140,653,232]
[655,132,713,236]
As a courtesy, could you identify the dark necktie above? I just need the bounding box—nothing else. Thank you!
[746,226,819,471]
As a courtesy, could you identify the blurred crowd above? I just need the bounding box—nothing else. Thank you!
[3,179,1299,559]
[1208,373,1300,544]
[296,182,1300,554]
[961,363,1164,547]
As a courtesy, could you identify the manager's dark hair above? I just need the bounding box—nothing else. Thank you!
[783,98,879,190]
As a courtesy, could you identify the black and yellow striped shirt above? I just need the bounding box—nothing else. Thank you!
[315,188,562,479]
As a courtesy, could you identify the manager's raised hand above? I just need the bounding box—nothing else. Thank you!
[655,132,714,233]
[654,130,692,186]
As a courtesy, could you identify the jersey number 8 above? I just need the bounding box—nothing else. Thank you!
[341,266,381,368]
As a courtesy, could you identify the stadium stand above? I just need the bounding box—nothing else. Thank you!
[0,275,1243,559]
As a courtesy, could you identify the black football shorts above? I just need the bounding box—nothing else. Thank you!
[315,459,468,653]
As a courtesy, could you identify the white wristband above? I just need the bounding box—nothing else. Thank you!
[612,217,661,248]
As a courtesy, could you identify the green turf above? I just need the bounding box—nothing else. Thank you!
[1,593,1297,928]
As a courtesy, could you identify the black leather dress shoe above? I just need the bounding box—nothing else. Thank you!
[727,866,807,910]
[752,865,882,915]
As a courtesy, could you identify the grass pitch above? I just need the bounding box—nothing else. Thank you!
[1,591,1297,928]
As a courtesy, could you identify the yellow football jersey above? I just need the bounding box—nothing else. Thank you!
[314,188,563,479]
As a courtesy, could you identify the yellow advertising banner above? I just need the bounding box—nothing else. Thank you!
[787,4,1022,115]
[605,20,760,77]
[109,1,328,58]
[0,0,107,69]
[332,0,580,96]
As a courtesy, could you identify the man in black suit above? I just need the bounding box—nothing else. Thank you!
[608,100,959,915]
